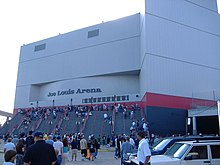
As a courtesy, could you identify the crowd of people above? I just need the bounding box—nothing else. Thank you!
[3,129,157,165]
[2,102,156,164]
[10,102,141,135]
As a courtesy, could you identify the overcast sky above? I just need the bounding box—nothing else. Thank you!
[0,0,219,121]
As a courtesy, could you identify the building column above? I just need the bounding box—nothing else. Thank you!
[192,116,197,135]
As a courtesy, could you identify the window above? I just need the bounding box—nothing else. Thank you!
[210,145,220,159]
[88,29,99,38]
[117,96,121,101]
[106,97,110,102]
[122,96,126,101]
[34,43,46,52]
[97,98,101,102]
[89,98,93,103]
[102,97,106,102]
[187,146,208,160]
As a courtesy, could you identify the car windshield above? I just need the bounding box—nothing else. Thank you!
[152,139,172,151]
[164,143,190,159]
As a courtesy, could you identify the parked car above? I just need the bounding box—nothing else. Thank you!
[151,135,220,155]
[131,140,220,165]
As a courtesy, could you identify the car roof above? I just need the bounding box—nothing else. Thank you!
[161,136,220,141]
[176,140,220,145]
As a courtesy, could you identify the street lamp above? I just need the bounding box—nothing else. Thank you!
[52,99,55,109]
[113,95,116,105]
[91,97,93,110]
[70,98,73,106]
[217,100,220,135]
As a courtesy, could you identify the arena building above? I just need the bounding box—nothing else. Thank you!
[14,0,220,135]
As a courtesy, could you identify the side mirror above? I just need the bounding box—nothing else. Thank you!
[185,152,199,160]
[185,155,192,160]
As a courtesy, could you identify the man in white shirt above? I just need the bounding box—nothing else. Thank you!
[4,138,15,153]
[137,132,151,165]
[53,136,63,165]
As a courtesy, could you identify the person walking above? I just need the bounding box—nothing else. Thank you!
[25,131,34,151]
[121,137,134,165]
[4,138,15,153]
[89,139,96,161]
[136,132,151,165]
[3,150,17,165]
[16,139,25,165]
[46,135,54,146]
[80,135,87,161]
[53,136,63,165]
[70,138,78,161]
[62,138,69,165]
[23,131,57,165]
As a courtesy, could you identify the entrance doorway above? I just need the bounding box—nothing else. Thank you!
[196,116,218,135]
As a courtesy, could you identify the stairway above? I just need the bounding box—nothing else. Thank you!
[83,111,112,139]
[37,112,62,133]
[59,111,82,134]
[0,113,24,136]
[114,110,142,135]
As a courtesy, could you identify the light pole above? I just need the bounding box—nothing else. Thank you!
[70,98,73,106]
[36,101,39,109]
[217,100,220,135]
[113,95,116,105]
[91,97,93,110]
[52,99,55,109]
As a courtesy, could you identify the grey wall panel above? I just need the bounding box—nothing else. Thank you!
[185,0,218,11]
[145,0,220,36]
[143,54,220,99]
[19,14,141,63]
[17,37,140,86]
[145,14,220,69]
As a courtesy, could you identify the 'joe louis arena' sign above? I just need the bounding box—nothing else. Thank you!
[47,88,102,97]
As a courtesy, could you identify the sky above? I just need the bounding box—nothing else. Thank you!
[0,0,219,123]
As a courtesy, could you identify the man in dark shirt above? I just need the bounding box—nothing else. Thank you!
[23,131,57,165]
[25,131,34,151]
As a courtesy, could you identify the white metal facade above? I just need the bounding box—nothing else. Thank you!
[14,0,220,109]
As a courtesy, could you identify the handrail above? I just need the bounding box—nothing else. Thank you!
[112,108,116,134]
[90,111,98,134]
[54,115,63,134]
[31,117,42,131]
[9,114,25,135]
[80,109,90,134]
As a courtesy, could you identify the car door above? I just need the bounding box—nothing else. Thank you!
[181,145,211,165]
[210,145,220,165]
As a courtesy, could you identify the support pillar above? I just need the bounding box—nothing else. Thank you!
[192,116,197,135]
[217,100,220,135]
